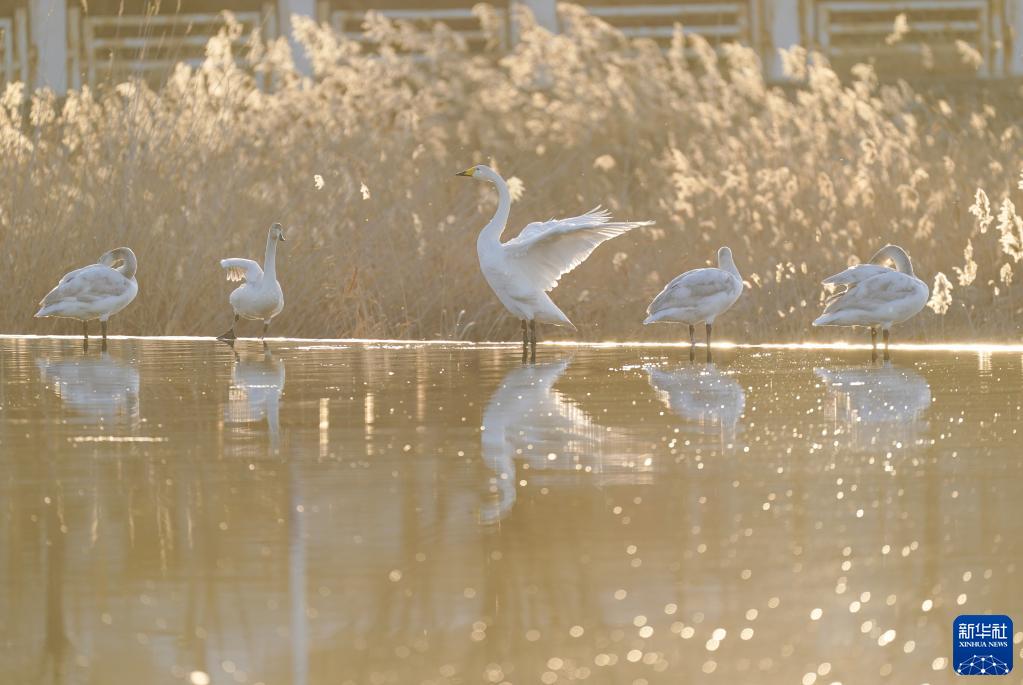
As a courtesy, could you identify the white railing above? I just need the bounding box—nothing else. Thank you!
[580,1,755,45]
[812,0,1003,76]
[318,2,511,51]
[0,10,28,85]
[73,6,277,87]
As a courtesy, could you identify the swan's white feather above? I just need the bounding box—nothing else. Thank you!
[220,258,263,284]
[502,207,652,292]
[821,263,892,288]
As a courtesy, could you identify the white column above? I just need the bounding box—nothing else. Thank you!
[279,0,316,74]
[1009,0,1023,76]
[518,0,557,33]
[766,0,802,81]
[28,0,68,92]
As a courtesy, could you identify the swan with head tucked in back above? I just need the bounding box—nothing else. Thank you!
[813,244,929,359]
[35,247,138,351]
[456,164,652,361]
[644,247,743,360]
[218,223,286,346]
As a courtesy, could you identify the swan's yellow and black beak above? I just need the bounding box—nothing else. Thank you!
[455,167,476,177]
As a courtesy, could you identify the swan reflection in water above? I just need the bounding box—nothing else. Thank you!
[225,349,285,447]
[645,363,746,444]
[36,352,140,428]
[480,359,611,524]
[815,362,932,451]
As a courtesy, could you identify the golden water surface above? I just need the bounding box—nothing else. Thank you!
[1,338,1021,685]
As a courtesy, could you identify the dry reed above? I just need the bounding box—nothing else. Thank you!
[1,5,1021,342]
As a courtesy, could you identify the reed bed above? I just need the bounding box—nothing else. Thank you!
[1,5,1021,342]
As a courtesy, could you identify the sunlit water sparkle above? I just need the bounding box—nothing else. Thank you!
[1,337,1021,684]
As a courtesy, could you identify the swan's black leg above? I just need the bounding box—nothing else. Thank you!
[529,321,537,363]
[262,321,271,349]
[870,327,878,362]
[883,328,890,361]
[82,321,88,352]
[705,322,713,362]
[689,324,696,361]
[101,320,108,351]
[521,320,528,363]
[217,315,239,345]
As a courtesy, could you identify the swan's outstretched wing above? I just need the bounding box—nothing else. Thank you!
[647,268,739,316]
[822,263,891,288]
[220,258,263,284]
[502,207,652,291]
[39,265,128,307]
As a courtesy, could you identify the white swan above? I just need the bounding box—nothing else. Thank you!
[813,244,928,358]
[643,247,743,359]
[218,223,286,345]
[35,247,138,351]
[456,164,652,360]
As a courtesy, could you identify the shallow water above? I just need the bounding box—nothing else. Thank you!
[1,337,1021,685]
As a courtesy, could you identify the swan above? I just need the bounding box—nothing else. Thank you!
[218,223,286,346]
[35,247,139,351]
[643,247,743,360]
[456,164,652,361]
[813,244,928,359]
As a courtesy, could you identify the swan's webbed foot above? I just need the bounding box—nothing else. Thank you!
[217,315,240,344]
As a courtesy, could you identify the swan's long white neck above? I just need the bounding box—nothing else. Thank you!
[870,245,914,276]
[116,249,138,279]
[478,173,511,249]
[718,250,741,280]
[263,231,279,281]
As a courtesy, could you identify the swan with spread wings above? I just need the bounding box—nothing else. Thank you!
[218,223,286,346]
[456,164,652,361]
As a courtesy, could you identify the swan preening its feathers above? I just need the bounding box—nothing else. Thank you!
[457,163,652,360]
[644,246,743,360]
[813,244,929,358]
[218,223,286,346]
[35,247,139,350]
